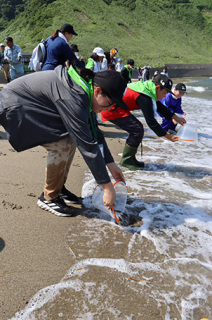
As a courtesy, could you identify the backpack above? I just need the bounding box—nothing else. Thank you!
[29,39,47,71]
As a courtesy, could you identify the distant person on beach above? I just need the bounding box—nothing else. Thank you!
[0,43,10,82]
[160,66,168,77]
[101,48,118,71]
[86,47,105,72]
[4,37,24,81]
[159,83,187,133]
[0,66,127,216]
[78,56,85,67]
[138,67,142,81]
[121,59,134,83]
[153,69,159,78]
[108,63,115,71]
[141,67,149,82]
[115,58,124,72]
[70,43,79,57]
[101,74,186,170]
[42,23,83,71]
[86,47,106,124]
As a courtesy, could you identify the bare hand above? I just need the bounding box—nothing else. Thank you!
[106,162,125,184]
[164,133,179,142]
[172,114,186,126]
[101,182,116,210]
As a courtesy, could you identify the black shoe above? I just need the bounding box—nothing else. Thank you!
[60,185,79,204]
[37,192,73,217]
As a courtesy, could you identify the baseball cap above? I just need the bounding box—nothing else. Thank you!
[6,37,13,42]
[175,83,187,93]
[0,43,5,46]
[94,71,129,110]
[93,47,105,57]
[118,58,122,62]
[61,23,78,36]
[152,74,174,94]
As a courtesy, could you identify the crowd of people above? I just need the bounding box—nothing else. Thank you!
[0,23,187,220]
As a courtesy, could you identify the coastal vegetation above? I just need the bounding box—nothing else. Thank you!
[0,0,211,66]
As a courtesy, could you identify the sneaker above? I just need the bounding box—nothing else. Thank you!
[37,192,73,217]
[60,185,79,204]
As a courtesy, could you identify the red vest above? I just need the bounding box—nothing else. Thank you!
[101,88,140,122]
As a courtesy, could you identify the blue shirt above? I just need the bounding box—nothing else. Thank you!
[4,44,22,64]
[42,36,83,71]
[159,92,184,131]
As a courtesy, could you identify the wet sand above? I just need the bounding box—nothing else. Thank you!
[0,121,128,319]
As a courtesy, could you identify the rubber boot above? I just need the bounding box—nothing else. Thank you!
[133,145,144,168]
[120,144,144,170]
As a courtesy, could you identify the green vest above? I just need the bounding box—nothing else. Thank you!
[124,65,132,79]
[85,58,95,70]
[67,66,97,138]
[127,80,157,101]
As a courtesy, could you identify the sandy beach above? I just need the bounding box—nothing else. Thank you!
[0,118,128,319]
[1,76,212,319]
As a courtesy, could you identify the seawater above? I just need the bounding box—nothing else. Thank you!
[10,78,212,320]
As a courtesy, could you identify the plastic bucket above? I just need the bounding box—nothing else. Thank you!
[177,123,198,142]
[92,181,127,219]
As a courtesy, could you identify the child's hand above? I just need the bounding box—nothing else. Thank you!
[164,133,179,142]
[172,114,186,126]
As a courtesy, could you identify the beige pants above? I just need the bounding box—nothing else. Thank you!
[2,63,10,82]
[42,136,76,201]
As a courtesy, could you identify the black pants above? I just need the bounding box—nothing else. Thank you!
[110,114,144,148]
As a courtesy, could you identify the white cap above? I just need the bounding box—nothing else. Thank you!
[0,43,5,46]
[92,47,105,57]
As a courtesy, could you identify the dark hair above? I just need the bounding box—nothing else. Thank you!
[90,53,99,61]
[51,30,60,40]
[108,63,115,70]
[70,44,78,52]
[79,68,94,82]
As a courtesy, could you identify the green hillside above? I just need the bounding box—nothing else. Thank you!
[0,0,211,67]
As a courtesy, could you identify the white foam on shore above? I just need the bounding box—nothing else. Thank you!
[186,85,206,92]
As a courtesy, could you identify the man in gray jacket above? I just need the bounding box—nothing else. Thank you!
[0,65,128,217]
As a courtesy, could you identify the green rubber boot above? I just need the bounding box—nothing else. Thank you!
[120,144,144,170]
[133,145,144,168]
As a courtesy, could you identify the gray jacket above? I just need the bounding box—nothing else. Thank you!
[0,65,113,184]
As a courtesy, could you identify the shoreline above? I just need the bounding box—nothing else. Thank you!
[1,63,212,86]
[0,122,127,319]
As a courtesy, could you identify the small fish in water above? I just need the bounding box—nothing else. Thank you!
[117,212,143,227]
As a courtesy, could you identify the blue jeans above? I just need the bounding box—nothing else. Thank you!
[110,114,144,148]
[10,63,24,80]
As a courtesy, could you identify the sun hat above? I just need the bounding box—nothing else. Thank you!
[92,47,105,57]
[61,23,78,36]
[94,71,129,110]
[175,83,187,93]
[152,74,174,94]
